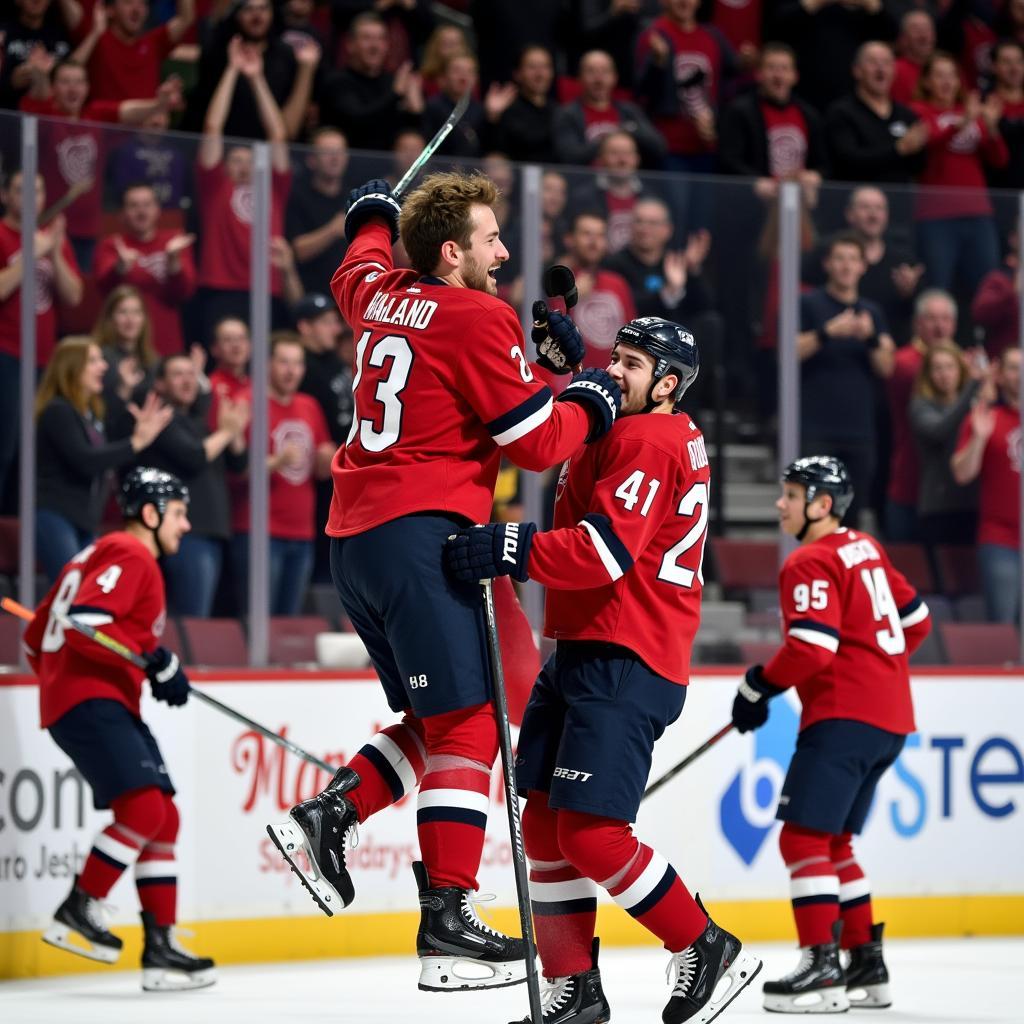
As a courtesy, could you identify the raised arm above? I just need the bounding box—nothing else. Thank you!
[167,0,196,45]
[199,37,244,168]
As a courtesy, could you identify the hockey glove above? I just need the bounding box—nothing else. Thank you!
[345,178,401,244]
[532,307,584,375]
[557,368,621,443]
[144,647,190,707]
[731,665,784,733]
[444,522,537,583]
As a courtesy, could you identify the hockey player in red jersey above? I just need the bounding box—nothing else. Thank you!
[731,456,932,1014]
[266,173,623,993]
[24,467,215,992]
[445,318,763,1024]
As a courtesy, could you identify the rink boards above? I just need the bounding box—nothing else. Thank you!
[1,669,1022,978]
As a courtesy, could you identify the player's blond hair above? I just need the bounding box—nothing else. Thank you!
[399,172,499,275]
[34,336,105,422]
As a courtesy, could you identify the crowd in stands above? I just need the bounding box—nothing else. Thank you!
[0,0,1022,636]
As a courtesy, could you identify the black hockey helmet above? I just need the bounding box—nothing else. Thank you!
[783,455,854,521]
[120,467,190,520]
[613,317,699,411]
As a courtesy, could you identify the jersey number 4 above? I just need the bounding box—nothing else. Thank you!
[347,331,413,452]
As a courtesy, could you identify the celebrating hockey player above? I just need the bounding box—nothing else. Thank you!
[266,172,622,993]
[25,468,216,992]
[445,317,762,1024]
[731,456,932,1013]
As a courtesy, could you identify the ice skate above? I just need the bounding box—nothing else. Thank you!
[510,938,611,1023]
[140,911,216,991]
[414,860,530,992]
[844,922,891,1009]
[41,877,123,964]
[662,895,762,1024]
[763,921,848,1014]
[266,765,360,917]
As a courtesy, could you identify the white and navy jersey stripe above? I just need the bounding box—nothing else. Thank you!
[607,849,677,920]
[486,387,554,447]
[579,513,634,583]
[789,873,840,907]
[899,596,930,629]
[788,618,841,653]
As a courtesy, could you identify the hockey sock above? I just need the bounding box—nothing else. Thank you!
[78,787,167,900]
[831,832,873,948]
[136,794,180,927]
[523,791,596,978]
[557,810,707,953]
[346,713,427,822]
[779,823,840,947]
[416,703,498,891]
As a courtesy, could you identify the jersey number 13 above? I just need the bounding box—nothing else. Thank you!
[347,331,413,452]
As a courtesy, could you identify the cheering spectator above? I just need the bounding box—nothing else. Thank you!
[422,53,485,158]
[884,289,958,541]
[138,353,249,616]
[952,347,1022,624]
[541,169,570,265]
[824,41,928,185]
[330,0,435,70]
[209,316,251,413]
[985,39,1024,193]
[892,9,936,105]
[94,183,196,357]
[319,12,423,152]
[470,0,568,89]
[910,341,982,548]
[910,51,1007,299]
[64,0,194,103]
[635,0,731,174]
[286,127,350,296]
[488,44,557,164]
[419,22,472,98]
[572,131,647,254]
[385,127,426,190]
[34,336,171,582]
[798,231,895,526]
[195,36,293,345]
[93,284,159,428]
[106,112,192,213]
[577,0,646,88]
[973,229,1022,360]
[562,210,636,365]
[710,0,764,69]
[230,332,333,616]
[554,49,665,168]
[0,0,72,110]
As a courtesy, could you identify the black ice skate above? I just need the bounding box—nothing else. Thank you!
[266,766,360,917]
[140,911,216,991]
[844,922,891,1009]
[663,895,762,1024]
[41,877,123,964]
[414,860,529,992]
[763,921,848,1014]
[510,938,611,1024]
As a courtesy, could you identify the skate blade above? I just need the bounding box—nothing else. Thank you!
[418,955,528,992]
[265,820,340,918]
[41,922,121,964]
[846,981,891,1008]
[691,949,763,1024]
[142,967,217,992]
[764,985,850,1014]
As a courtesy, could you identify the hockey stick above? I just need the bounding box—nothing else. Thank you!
[1,596,334,774]
[391,90,471,200]
[532,264,584,374]
[480,579,544,1023]
[641,722,734,803]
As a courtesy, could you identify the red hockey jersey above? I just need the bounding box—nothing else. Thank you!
[24,532,167,728]
[532,411,712,684]
[763,528,930,735]
[327,221,591,536]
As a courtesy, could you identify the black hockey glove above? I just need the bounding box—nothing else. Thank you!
[144,647,190,707]
[532,306,584,375]
[557,368,621,443]
[345,178,402,244]
[731,665,784,734]
[444,522,537,583]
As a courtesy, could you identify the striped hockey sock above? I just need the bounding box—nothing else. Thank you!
[346,716,427,822]
[780,823,840,947]
[832,833,873,948]
[135,794,179,927]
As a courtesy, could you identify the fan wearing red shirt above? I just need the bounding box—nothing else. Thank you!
[952,347,1022,623]
[24,468,215,990]
[266,172,621,994]
[732,456,930,1014]
[94,183,196,356]
[444,318,762,1024]
[891,10,935,106]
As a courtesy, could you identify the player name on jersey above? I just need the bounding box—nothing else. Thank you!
[836,538,881,569]
[363,290,440,330]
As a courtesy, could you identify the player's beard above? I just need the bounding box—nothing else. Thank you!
[462,249,497,296]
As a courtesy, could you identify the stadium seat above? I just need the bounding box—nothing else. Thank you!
[953,594,987,622]
[162,617,188,664]
[0,614,22,666]
[887,543,936,594]
[934,545,980,597]
[909,628,946,666]
[939,623,1020,666]
[269,616,332,666]
[739,640,779,665]
[180,617,247,667]
[304,583,343,630]
[921,594,953,624]
[710,539,779,595]
[0,517,19,575]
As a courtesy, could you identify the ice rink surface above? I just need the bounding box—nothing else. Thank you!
[1,938,1019,1024]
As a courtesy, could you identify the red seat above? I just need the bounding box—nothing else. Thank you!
[0,615,22,666]
[939,623,1020,665]
[887,544,936,594]
[161,618,187,664]
[739,640,780,665]
[180,617,247,667]
[0,517,19,575]
[710,539,779,593]
[935,545,980,597]
[268,616,331,665]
